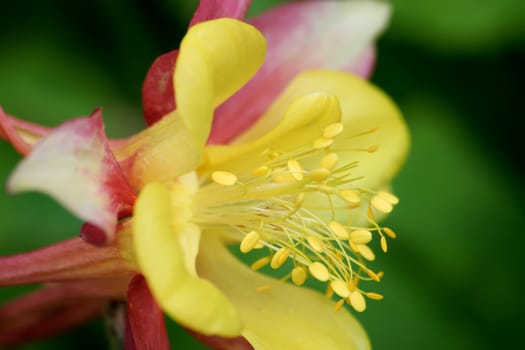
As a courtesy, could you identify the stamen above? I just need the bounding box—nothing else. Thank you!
[251,256,271,271]
[211,171,237,186]
[349,291,366,312]
[323,123,344,138]
[383,227,397,239]
[309,262,330,281]
[240,231,261,253]
[366,292,384,300]
[320,152,338,169]
[331,279,351,298]
[380,236,388,253]
[329,221,349,239]
[291,266,307,286]
[350,229,372,244]
[333,298,345,312]
[287,159,304,181]
[313,137,334,149]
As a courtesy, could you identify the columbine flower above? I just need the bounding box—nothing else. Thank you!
[0,1,408,349]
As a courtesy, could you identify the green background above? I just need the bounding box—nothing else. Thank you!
[1,0,524,349]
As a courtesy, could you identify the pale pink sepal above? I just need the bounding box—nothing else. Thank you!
[0,107,50,155]
[208,0,391,144]
[189,0,251,26]
[126,275,170,350]
[7,109,136,243]
[142,0,251,126]
[0,237,135,286]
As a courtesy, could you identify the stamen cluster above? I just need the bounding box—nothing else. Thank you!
[196,123,399,312]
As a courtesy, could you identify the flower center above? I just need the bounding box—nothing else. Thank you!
[193,123,398,312]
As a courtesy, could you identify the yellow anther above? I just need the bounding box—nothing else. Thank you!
[331,279,351,298]
[306,236,324,252]
[348,241,359,253]
[383,227,397,239]
[309,262,330,282]
[254,241,264,249]
[357,244,376,261]
[256,284,272,292]
[380,236,388,253]
[291,266,308,286]
[376,271,384,280]
[367,207,375,221]
[311,168,331,182]
[272,169,296,183]
[323,122,344,138]
[349,291,366,312]
[349,229,372,244]
[333,299,345,312]
[367,145,378,153]
[211,171,237,186]
[314,137,334,149]
[251,256,271,271]
[377,191,399,205]
[339,189,361,204]
[366,292,384,300]
[287,159,303,181]
[253,165,270,177]
[240,231,261,253]
[320,152,338,169]
[371,195,393,213]
[270,248,290,269]
[325,284,334,298]
[328,221,349,239]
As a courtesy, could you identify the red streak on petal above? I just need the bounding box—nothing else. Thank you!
[127,275,170,350]
[0,237,134,286]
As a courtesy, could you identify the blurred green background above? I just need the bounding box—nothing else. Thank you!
[1,0,524,349]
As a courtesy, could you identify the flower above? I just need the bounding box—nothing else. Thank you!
[0,1,407,349]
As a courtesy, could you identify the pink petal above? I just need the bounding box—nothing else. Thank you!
[7,109,137,244]
[126,275,169,350]
[0,237,135,286]
[207,1,391,144]
[141,0,251,126]
[0,107,50,155]
[189,0,251,27]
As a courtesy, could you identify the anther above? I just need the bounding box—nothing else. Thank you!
[349,291,366,312]
[333,299,345,312]
[331,279,351,298]
[309,262,330,282]
[383,227,397,239]
[380,236,388,253]
[349,229,372,244]
[240,231,261,253]
[339,189,361,204]
[311,168,331,182]
[270,248,290,269]
[367,145,378,153]
[329,221,349,239]
[287,159,303,181]
[256,285,272,292]
[371,195,393,213]
[314,137,334,149]
[251,256,271,271]
[323,123,344,138]
[357,244,376,261]
[320,153,338,169]
[211,171,237,186]
[291,266,308,285]
[253,165,270,177]
[306,236,324,252]
[366,292,384,300]
[377,191,399,205]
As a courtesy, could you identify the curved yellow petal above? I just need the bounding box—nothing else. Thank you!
[113,111,202,189]
[132,182,242,336]
[234,69,409,189]
[175,18,266,147]
[197,237,370,350]
[204,92,341,173]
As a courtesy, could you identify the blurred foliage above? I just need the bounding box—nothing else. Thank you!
[1,0,524,349]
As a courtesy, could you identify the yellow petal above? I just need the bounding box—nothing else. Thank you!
[198,237,370,350]
[132,182,242,336]
[175,18,266,147]
[205,92,341,173]
[112,111,202,189]
[234,69,409,189]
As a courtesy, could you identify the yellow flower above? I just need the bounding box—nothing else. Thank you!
[5,18,408,349]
